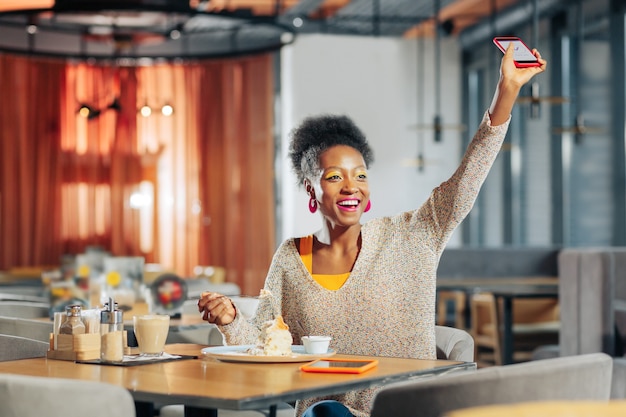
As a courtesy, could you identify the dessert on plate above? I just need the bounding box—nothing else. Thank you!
[248,315,293,356]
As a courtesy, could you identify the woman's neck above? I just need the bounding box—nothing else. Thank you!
[314,222,361,248]
[312,225,362,274]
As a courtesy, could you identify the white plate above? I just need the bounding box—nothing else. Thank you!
[201,345,336,363]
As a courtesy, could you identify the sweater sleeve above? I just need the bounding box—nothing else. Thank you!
[418,110,510,253]
[216,241,291,345]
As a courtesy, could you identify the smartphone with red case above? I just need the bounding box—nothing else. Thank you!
[493,36,541,68]
[300,358,379,374]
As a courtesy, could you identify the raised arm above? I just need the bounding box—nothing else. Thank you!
[418,45,547,250]
[489,43,547,126]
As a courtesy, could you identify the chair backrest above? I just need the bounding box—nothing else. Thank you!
[437,290,467,329]
[512,298,559,324]
[370,352,613,417]
[0,334,49,362]
[470,292,559,366]
[184,278,241,299]
[435,325,474,362]
[445,400,626,417]
[0,373,136,417]
[612,357,626,399]
[0,301,50,319]
[0,316,54,342]
[558,248,626,357]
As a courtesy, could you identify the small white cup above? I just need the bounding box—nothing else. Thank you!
[302,336,332,354]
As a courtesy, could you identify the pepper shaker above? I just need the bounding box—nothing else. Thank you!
[100,297,124,363]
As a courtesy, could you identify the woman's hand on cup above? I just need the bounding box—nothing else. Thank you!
[198,291,236,325]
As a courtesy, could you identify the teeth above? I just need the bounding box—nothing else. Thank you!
[338,200,359,206]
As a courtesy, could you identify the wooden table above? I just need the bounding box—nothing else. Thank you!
[0,343,475,417]
[437,277,559,365]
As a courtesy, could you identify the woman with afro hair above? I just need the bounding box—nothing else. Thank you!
[199,44,546,417]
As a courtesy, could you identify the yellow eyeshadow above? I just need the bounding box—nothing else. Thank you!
[324,171,341,180]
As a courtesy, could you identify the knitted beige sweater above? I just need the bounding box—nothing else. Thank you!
[219,111,510,417]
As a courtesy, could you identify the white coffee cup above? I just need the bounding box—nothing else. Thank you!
[133,314,170,357]
[302,336,332,354]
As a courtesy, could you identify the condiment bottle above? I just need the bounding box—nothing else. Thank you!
[100,298,124,363]
[59,304,86,335]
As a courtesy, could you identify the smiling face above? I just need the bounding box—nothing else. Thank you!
[308,144,370,229]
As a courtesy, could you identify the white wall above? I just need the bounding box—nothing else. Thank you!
[279,34,465,245]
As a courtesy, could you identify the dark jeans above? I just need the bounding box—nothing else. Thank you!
[302,400,354,417]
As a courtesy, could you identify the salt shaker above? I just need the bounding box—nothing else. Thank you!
[100,298,124,363]
[59,304,85,335]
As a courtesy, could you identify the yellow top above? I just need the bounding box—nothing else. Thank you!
[299,235,350,290]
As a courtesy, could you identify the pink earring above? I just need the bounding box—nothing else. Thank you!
[309,197,318,213]
[364,200,371,212]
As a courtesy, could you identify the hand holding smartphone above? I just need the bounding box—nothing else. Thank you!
[493,36,541,68]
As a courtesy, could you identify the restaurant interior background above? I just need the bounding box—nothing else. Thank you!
[0,0,624,295]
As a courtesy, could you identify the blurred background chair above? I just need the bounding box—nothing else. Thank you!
[0,301,50,319]
[558,248,626,358]
[0,317,53,343]
[444,400,626,417]
[470,292,559,366]
[470,293,501,366]
[0,334,49,362]
[370,352,612,417]
[437,291,468,330]
[0,373,136,417]
[184,279,241,300]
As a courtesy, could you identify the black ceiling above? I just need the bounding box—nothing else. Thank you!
[0,0,574,61]
[279,0,459,37]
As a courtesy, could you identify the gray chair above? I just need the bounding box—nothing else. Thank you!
[531,247,626,361]
[558,247,626,357]
[185,279,241,299]
[0,316,54,342]
[435,325,474,362]
[0,301,50,319]
[0,334,49,361]
[370,352,613,417]
[0,373,136,417]
[611,357,626,399]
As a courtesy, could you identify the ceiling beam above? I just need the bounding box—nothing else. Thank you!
[458,0,568,48]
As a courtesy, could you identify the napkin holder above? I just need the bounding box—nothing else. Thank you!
[47,331,131,361]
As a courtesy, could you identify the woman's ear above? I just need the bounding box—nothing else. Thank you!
[304,179,314,197]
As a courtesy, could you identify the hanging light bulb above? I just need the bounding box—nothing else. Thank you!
[139,103,152,117]
[161,103,174,116]
[78,104,92,118]
[77,103,101,120]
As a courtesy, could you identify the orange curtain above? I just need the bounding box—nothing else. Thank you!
[0,55,65,267]
[0,53,275,295]
[61,64,143,255]
[193,56,276,295]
